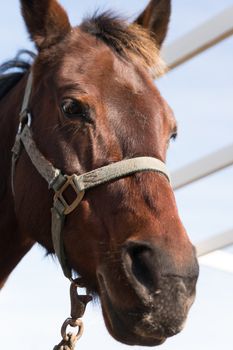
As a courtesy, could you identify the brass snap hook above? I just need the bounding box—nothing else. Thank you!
[53,281,92,350]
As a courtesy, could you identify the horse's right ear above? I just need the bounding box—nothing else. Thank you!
[20,0,71,50]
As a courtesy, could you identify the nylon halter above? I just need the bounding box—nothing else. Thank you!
[11,71,171,280]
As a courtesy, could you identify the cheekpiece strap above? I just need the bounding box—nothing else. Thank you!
[20,71,33,119]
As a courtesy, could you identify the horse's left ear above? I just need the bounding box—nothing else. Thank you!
[20,0,71,50]
[134,0,171,48]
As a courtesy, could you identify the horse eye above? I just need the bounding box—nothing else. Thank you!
[167,132,177,149]
[170,132,177,141]
[61,99,90,121]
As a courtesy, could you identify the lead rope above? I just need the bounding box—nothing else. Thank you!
[53,280,92,350]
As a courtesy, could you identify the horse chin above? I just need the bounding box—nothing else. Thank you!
[97,274,168,346]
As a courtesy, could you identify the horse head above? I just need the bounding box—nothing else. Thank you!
[10,0,199,346]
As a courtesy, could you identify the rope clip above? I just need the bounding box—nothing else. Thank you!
[53,280,92,350]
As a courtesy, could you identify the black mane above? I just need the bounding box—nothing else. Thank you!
[0,50,35,101]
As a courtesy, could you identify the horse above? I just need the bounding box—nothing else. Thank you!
[0,0,199,346]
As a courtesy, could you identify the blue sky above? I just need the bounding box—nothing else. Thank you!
[0,1,232,350]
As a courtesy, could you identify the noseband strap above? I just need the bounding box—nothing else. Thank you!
[11,72,171,280]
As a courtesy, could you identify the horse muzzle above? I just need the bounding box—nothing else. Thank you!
[97,240,199,346]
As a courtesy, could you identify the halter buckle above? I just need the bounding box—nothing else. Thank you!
[54,175,85,215]
[18,111,32,134]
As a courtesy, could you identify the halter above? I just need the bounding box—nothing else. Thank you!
[11,71,171,280]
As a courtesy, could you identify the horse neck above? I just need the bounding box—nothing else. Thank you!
[0,74,34,288]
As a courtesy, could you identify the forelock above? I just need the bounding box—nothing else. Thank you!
[80,12,166,78]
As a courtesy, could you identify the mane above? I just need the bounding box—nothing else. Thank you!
[0,50,35,100]
[80,12,166,77]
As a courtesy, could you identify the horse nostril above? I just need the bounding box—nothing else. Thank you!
[122,241,159,292]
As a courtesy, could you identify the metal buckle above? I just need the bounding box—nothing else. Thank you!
[54,175,85,215]
[18,111,32,134]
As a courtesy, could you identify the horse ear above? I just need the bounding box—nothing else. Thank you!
[20,0,71,50]
[134,0,171,48]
